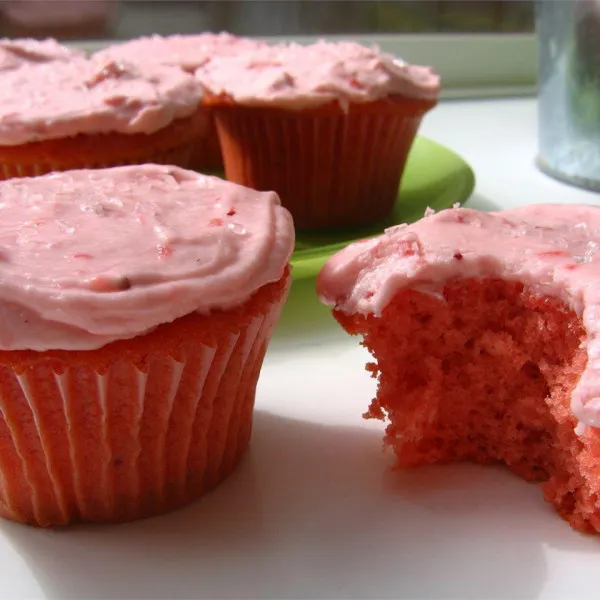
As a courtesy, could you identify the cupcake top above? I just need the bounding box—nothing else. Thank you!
[316,203,600,430]
[0,57,202,146]
[196,40,441,110]
[0,164,294,351]
[94,32,267,73]
[0,37,84,72]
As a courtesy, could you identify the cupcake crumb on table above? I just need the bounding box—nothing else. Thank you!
[0,56,204,178]
[0,164,294,527]
[197,40,440,229]
[317,204,600,534]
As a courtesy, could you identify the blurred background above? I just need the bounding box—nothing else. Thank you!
[0,0,534,40]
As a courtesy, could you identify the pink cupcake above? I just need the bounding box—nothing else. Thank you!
[0,164,294,526]
[95,33,268,171]
[0,56,204,178]
[197,41,440,229]
[317,204,600,534]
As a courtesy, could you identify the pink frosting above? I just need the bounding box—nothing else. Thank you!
[317,204,600,431]
[0,37,83,72]
[0,57,202,145]
[94,32,266,73]
[196,40,440,110]
[0,164,294,351]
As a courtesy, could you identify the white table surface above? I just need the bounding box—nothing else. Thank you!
[3,98,600,600]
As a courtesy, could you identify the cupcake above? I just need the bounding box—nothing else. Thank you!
[0,37,84,71]
[94,33,268,172]
[317,204,600,533]
[0,56,204,179]
[196,41,440,229]
[0,164,294,526]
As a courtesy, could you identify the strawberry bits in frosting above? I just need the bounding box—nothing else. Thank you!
[94,32,267,72]
[0,164,294,351]
[0,57,202,145]
[317,204,600,431]
[196,40,440,110]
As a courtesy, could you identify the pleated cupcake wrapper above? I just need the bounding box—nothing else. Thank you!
[214,107,425,229]
[190,112,224,172]
[0,295,283,527]
[0,140,196,181]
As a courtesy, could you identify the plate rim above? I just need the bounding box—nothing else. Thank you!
[290,136,476,280]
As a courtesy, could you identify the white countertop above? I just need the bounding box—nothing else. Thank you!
[2,97,600,600]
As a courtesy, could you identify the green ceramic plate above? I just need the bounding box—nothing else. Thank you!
[289,136,476,280]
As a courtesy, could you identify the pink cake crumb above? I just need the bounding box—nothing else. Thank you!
[335,279,600,532]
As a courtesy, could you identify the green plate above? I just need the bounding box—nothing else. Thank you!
[289,136,476,280]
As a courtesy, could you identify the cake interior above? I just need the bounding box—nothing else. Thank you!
[335,278,600,533]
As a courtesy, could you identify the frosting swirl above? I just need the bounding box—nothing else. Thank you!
[0,164,294,350]
[196,40,440,110]
[0,37,83,72]
[94,32,267,72]
[317,204,600,430]
[0,57,202,145]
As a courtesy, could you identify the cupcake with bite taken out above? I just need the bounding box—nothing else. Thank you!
[0,164,294,527]
[94,33,268,172]
[196,40,440,229]
[0,56,204,179]
[317,203,600,534]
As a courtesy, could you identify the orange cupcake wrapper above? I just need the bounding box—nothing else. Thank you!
[0,111,207,180]
[212,99,435,229]
[0,273,290,527]
[0,143,196,180]
[190,108,224,172]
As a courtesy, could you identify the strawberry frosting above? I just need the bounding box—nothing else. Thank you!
[94,32,266,72]
[317,204,600,430]
[196,40,440,110]
[0,164,294,351]
[0,57,202,145]
[0,37,83,72]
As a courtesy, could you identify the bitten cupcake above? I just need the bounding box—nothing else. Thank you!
[317,204,600,534]
[0,164,294,527]
[0,37,84,71]
[196,40,440,229]
[94,33,268,172]
[0,56,204,179]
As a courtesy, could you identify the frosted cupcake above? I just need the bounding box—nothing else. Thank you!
[0,37,84,71]
[197,40,440,229]
[0,164,294,526]
[0,57,204,179]
[317,204,600,534]
[95,33,268,171]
